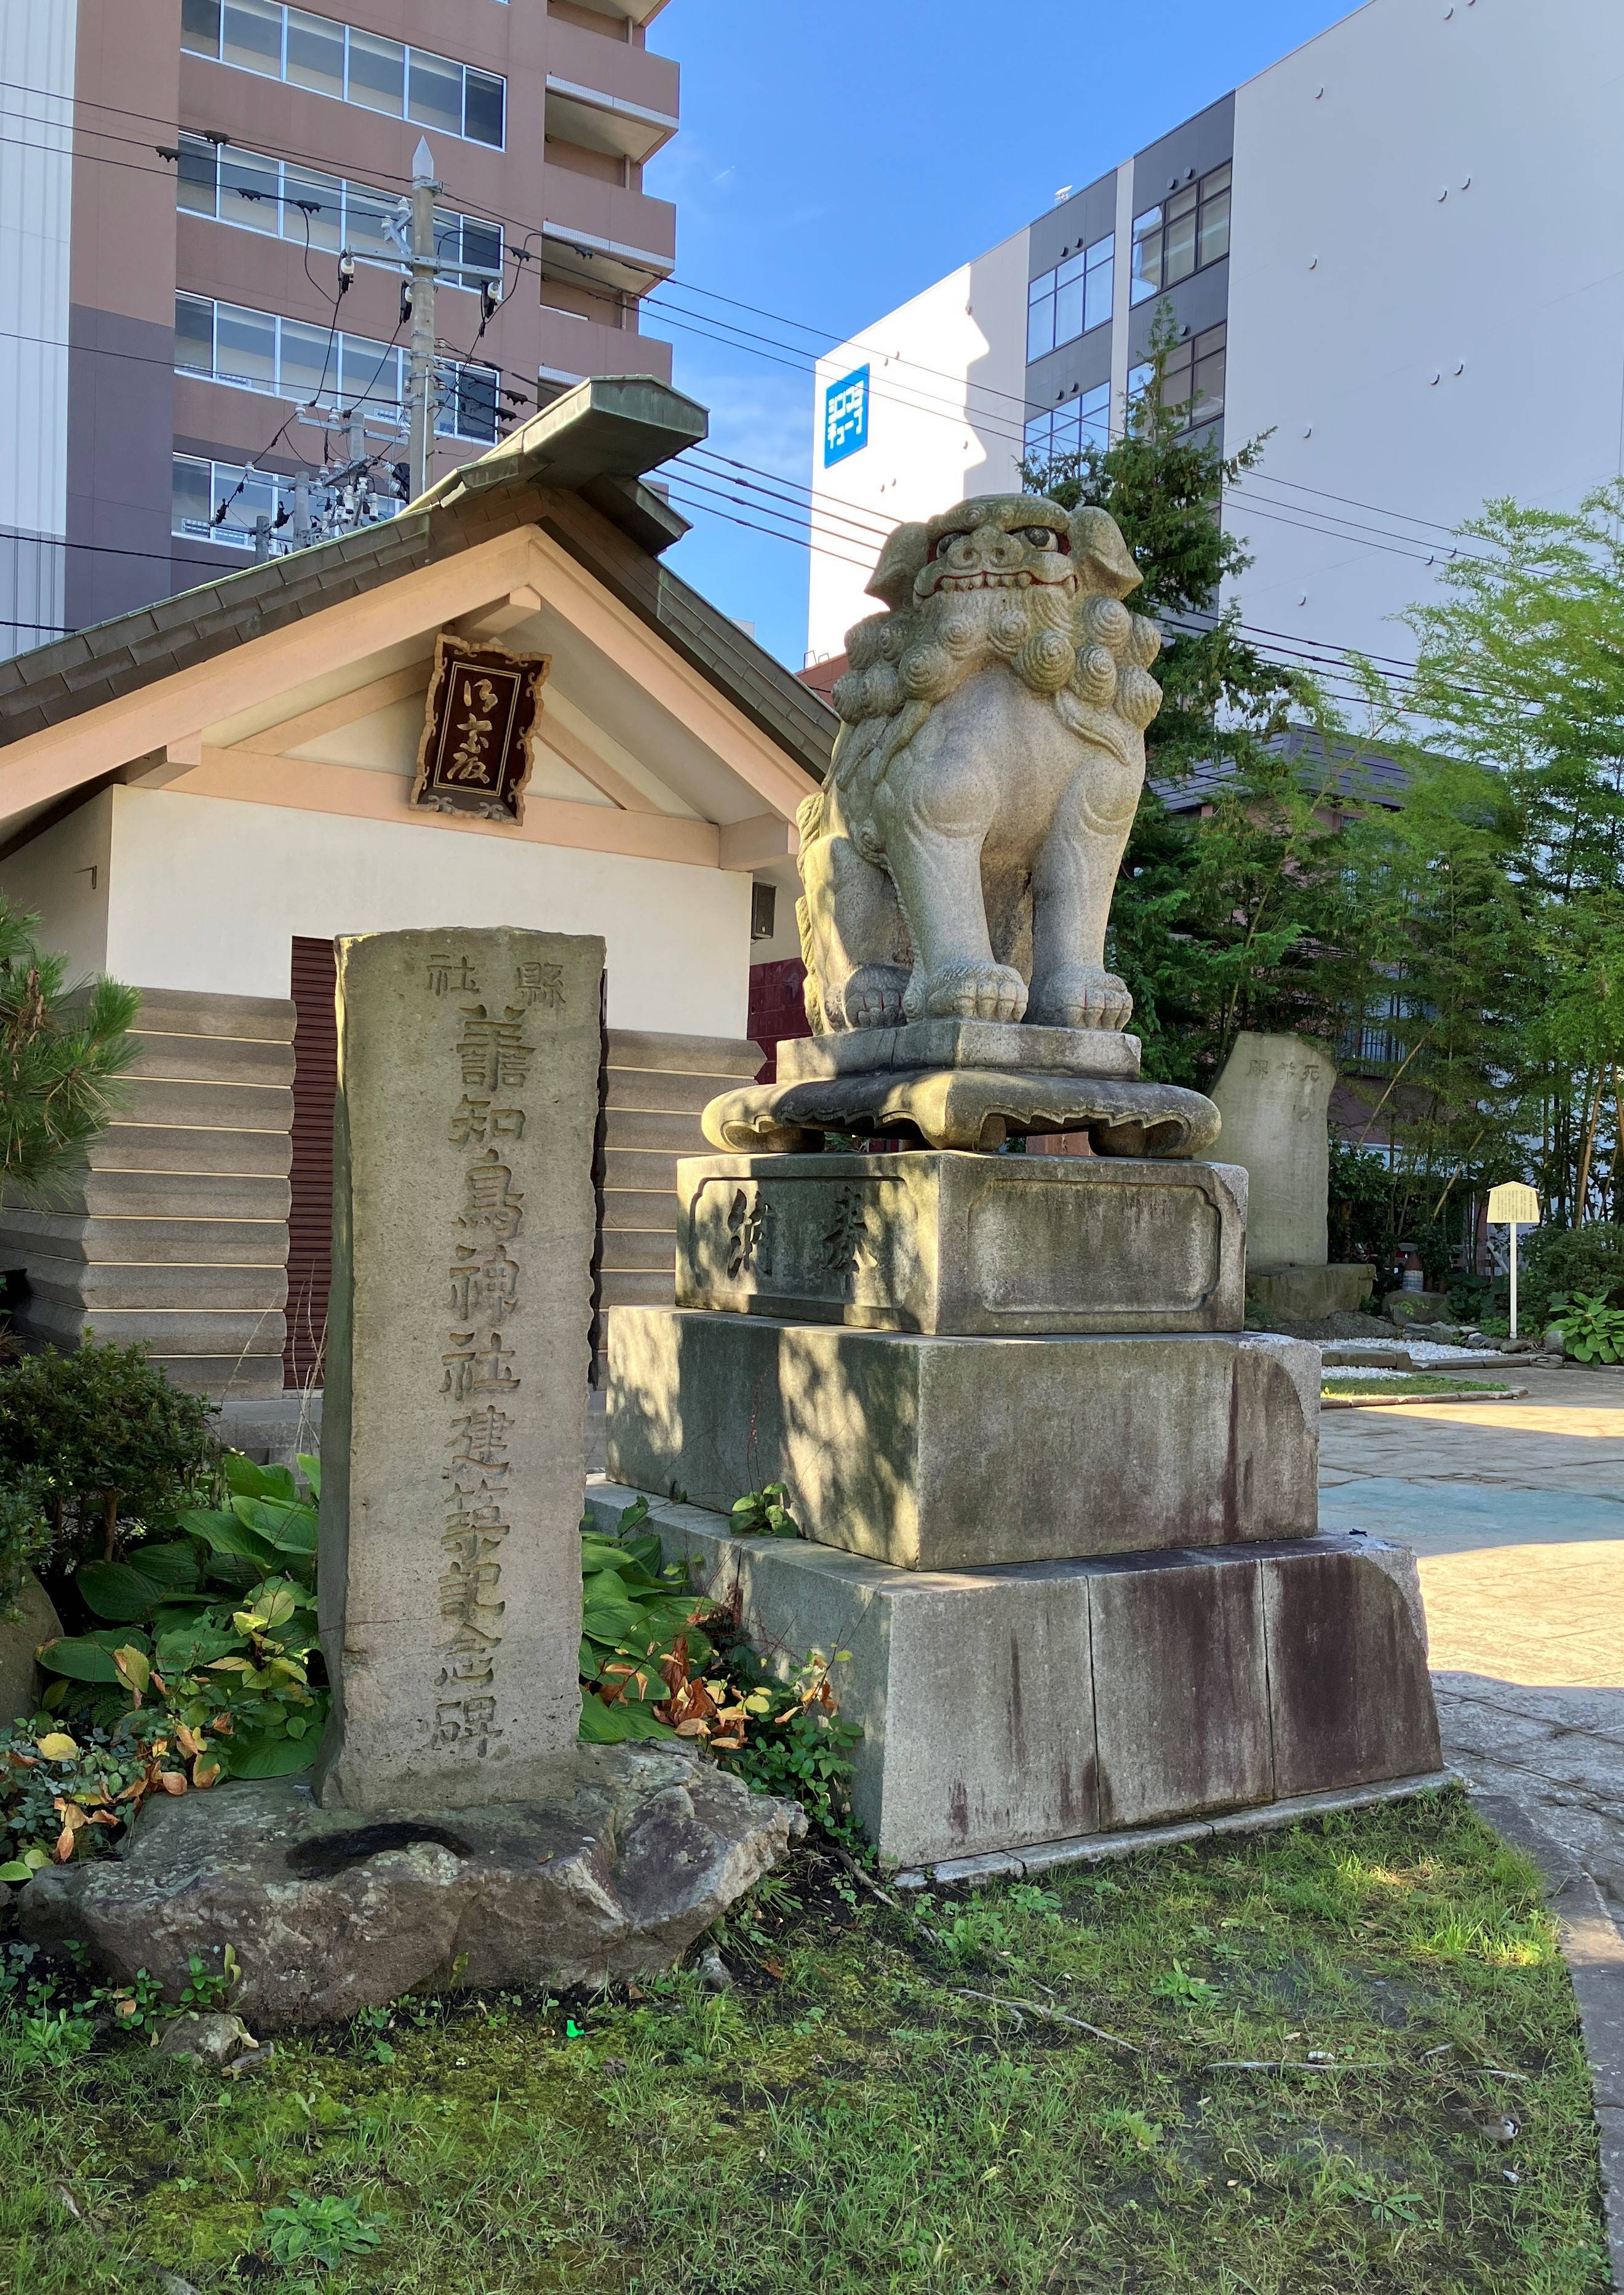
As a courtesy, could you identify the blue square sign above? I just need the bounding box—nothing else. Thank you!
[823,365,870,466]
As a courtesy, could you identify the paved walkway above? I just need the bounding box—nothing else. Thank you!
[1318,1367,1624,1927]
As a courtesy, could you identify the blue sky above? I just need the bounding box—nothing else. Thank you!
[642,0,1361,668]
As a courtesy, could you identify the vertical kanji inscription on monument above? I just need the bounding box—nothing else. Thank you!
[315,926,605,1810]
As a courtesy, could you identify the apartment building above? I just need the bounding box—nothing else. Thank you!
[805,0,1624,677]
[0,0,678,654]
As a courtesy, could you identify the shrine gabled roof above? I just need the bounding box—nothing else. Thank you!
[0,377,837,791]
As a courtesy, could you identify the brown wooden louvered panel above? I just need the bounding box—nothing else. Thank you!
[284,937,338,1391]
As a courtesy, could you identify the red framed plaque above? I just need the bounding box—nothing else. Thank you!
[411,635,551,825]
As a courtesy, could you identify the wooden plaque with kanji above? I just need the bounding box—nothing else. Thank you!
[411,635,551,824]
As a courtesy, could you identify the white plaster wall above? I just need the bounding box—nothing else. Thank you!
[101,789,756,1036]
[1226,0,1624,662]
[0,787,112,982]
[0,0,74,653]
[806,229,1030,662]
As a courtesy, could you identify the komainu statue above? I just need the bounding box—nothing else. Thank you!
[700,489,1220,1157]
[797,495,1163,1036]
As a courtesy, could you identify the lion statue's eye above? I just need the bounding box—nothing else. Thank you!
[931,533,960,559]
[1019,527,1065,551]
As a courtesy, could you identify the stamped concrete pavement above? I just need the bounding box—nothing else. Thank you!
[1317,1366,1624,1925]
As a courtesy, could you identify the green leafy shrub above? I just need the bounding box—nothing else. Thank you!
[0,1340,218,1564]
[0,1711,207,1883]
[714,1647,862,1842]
[1546,1290,1624,1364]
[1520,1222,1624,1329]
[0,904,140,1200]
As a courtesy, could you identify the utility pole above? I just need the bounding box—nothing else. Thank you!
[406,137,440,503]
[292,468,311,546]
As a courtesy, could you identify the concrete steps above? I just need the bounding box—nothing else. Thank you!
[0,986,297,1397]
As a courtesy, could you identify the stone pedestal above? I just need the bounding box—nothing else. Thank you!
[586,1487,1444,1870]
[316,928,604,1812]
[1250,1263,1376,1322]
[608,1308,1317,1569]
[675,1151,1247,1334]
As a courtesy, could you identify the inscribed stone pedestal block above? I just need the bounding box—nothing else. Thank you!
[316,927,604,1812]
[606,1308,1320,1570]
[675,1151,1246,1334]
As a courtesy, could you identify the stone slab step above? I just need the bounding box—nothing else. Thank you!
[598,1270,676,1309]
[600,1190,679,1233]
[598,1228,675,1273]
[127,987,297,1043]
[603,1070,726,1117]
[0,1214,289,1265]
[602,1108,708,1154]
[35,1171,290,1221]
[129,1032,295,1088]
[19,1301,288,1355]
[86,1123,293,1177]
[138,1356,287,1399]
[22,1257,290,1311]
[603,1147,680,1191]
[606,1030,761,1079]
[121,1077,293,1134]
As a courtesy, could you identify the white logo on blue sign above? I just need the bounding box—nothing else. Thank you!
[823,365,870,466]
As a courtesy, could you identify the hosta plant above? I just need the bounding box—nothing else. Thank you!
[1546,1290,1624,1364]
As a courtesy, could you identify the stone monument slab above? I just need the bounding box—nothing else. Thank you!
[675,1150,1246,1334]
[316,926,604,1812]
[607,1308,1319,1569]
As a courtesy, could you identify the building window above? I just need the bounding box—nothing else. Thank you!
[1128,322,1226,430]
[1022,381,1111,468]
[1131,161,1231,304]
[181,1,506,146]
[176,293,500,445]
[1027,234,1112,363]
[177,135,503,291]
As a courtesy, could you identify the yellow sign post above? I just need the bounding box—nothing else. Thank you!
[1486,1182,1540,1336]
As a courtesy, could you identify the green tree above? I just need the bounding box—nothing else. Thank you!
[1404,485,1624,1225]
[0,902,140,1199]
[1022,304,1366,1085]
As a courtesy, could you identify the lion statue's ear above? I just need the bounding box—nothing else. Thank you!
[1068,506,1142,599]
[866,522,931,610]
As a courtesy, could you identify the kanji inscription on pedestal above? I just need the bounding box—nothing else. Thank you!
[315,926,605,1810]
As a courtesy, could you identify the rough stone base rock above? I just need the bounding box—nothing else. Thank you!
[20,1743,802,2030]
[587,1486,1443,1869]
[607,1307,1319,1569]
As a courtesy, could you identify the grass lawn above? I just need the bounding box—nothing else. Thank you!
[3,1788,1607,2294]
[1322,1375,1513,1401]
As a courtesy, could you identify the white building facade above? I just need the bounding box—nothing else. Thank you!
[807,0,1624,676]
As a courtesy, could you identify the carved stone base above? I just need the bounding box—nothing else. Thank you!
[777,1019,1142,1083]
[700,1067,1221,1158]
[675,1151,1247,1334]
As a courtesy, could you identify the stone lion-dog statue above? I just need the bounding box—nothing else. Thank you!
[797,493,1161,1036]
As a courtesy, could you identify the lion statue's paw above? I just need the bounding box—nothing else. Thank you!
[840,964,910,1030]
[915,961,1029,1024]
[1028,966,1134,1032]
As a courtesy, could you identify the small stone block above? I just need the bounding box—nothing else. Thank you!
[1088,1550,1273,1828]
[606,1309,1319,1569]
[776,1019,1141,1083]
[675,1150,1246,1334]
[1262,1542,1443,1795]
